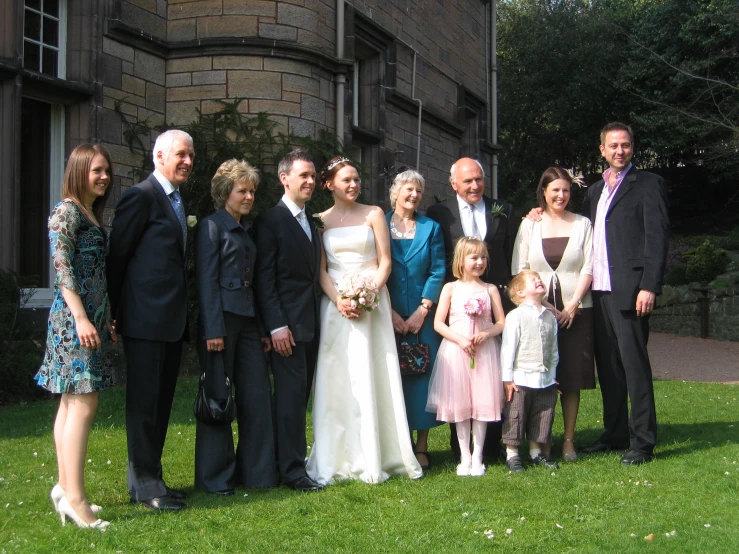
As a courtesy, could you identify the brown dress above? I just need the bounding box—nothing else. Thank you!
[542,237,595,392]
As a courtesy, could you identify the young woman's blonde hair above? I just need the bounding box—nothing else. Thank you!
[452,236,488,279]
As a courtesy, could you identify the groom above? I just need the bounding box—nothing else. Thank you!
[253,149,323,492]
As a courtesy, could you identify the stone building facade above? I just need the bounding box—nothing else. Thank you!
[1,0,498,306]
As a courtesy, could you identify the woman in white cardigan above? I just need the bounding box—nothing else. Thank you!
[511,167,595,461]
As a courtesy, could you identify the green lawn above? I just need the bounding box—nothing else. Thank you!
[1,378,737,553]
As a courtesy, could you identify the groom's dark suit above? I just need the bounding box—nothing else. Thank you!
[427,195,515,461]
[253,200,321,485]
[107,174,189,501]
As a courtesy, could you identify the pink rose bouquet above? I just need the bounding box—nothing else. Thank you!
[336,272,380,313]
[463,297,485,368]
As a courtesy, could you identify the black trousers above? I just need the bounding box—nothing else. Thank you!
[271,340,312,485]
[124,336,183,501]
[592,291,657,454]
[194,314,278,491]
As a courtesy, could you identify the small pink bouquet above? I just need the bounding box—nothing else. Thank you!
[336,272,380,313]
[463,297,486,368]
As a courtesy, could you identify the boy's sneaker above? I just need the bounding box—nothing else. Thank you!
[505,456,525,473]
[531,453,559,469]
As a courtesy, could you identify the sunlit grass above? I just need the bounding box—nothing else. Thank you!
[1,378,737,553]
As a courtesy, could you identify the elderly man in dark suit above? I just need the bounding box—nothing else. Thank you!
[253,150,324,492]
[107,129,194,511]
[427,157,515,462]
[581,122,668,465]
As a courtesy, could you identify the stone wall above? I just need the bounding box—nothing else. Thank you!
[651,277,739,341]
[99,0,495,208]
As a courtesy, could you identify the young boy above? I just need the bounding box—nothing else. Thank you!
[500,270,559,472]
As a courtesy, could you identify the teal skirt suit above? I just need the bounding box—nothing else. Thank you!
[386,211,446,431]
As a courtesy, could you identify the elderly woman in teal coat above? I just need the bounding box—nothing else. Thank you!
[386,169,446,470]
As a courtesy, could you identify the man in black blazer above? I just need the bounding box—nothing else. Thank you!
[426,157,516,462]
[107,129,195,511]
[580,123,669,465]
[253,150,323,492]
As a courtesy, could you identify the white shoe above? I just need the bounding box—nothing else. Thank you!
[470,462,486,477]
[456,462,471,476]
[51,484,102,514]
[58,497,109,530]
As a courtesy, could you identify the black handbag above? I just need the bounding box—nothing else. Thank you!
[193,371,236,425]
[397,334,431,375]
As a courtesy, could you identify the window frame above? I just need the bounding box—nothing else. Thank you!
[22,0,67,79]
[22,103,65,309]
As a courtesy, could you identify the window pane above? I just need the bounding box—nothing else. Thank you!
[24,10,41,41]
[44,0,59,18]
[43,15,58,47]
[26,0,41,11]
[42,46,58,76]
[23,40,40,71]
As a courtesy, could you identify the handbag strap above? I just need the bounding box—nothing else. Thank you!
[200,372,231,387]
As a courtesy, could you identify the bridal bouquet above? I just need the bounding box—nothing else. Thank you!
[463,297,486,368]
[336,272,380,313]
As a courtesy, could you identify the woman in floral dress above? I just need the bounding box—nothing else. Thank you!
[35,144,116,529]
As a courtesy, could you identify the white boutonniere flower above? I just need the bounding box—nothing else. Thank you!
[490,202,507,218]
[187,215,198,229]
[311,213,325,229]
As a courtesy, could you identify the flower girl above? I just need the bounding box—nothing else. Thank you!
[426,237,505,476]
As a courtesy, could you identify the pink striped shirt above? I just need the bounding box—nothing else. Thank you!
[592,164,632,291]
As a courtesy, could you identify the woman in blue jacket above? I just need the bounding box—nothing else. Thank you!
[385,169,446,470]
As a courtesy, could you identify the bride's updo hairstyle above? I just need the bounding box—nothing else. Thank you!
[320,155,359,189]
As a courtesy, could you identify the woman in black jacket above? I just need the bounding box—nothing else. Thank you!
[194,159,277,494]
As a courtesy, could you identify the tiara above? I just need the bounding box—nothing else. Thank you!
[325,157,351,172]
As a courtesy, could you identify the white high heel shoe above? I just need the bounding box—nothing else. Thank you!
[57,497,109,530]
[51,485,102,514]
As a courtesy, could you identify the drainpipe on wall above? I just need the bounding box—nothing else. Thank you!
[491,0,499,198]
[335,1,345,147]
[411,50,422,171]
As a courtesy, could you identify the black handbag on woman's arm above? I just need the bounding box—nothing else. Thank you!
[193,355,236,425]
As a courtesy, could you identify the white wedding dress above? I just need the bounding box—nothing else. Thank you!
[306,226,423,484]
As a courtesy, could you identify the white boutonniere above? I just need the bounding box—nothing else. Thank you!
[311,213,325,229]
[187,215,198,229]
[490,202,507,218]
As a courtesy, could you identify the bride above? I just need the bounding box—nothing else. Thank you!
[306,156,423,484]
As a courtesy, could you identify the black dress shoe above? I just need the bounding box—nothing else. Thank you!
[581,440,630,454]
[132,495,187,511]
[165,486,187,500]
[288,476,324,492]
[212,489,234,496]
[620,450,654,465]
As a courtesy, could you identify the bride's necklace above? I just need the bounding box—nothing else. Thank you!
[390,214,416,238]
[336,205,356,223]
